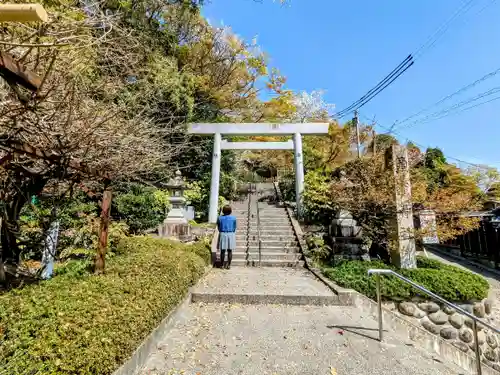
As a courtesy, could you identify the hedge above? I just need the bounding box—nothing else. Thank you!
[0,236,210,375]
[323,256,489,302]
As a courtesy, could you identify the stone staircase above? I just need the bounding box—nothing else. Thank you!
[231,183,304,267]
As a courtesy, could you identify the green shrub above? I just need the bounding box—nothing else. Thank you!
[323,256,489,302]
[113,184,170,234]
[0,236,210,375]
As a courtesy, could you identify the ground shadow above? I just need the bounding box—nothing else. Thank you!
[327,325,385,341]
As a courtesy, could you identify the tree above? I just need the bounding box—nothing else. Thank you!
[0,0,295,278]
[302,145,485,264]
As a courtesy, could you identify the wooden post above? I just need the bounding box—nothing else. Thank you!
[0,4,48,22]
[95,187,112,274]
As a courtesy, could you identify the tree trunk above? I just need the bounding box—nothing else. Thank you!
[0,174,47,265]
[0,195,25,262]
[0,218,5,285]
[95,187,112,274]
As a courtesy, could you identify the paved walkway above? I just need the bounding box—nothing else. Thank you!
[139,268,464,375]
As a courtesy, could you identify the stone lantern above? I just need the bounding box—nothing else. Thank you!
[158,170,191,241]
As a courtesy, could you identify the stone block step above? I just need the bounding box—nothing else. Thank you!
[231,259,305,268]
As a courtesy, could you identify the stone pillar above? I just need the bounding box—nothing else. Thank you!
[209,133,221,224]
[417,209,439,244]
[385,145,416,269]
[293,132,304,219]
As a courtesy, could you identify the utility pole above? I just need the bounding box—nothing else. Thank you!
[354,110,361,158]
[372,129,376,156]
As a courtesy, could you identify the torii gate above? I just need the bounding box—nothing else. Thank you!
[188,122,329,223]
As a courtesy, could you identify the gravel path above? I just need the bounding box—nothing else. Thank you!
[139,302,464,375]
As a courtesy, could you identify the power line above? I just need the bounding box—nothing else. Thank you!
[358,112,490,169]
[334,55,413,118]
[415,0,498,61]
[393,66,500,130]
[337,61,415,119]
[412,0,478,61]
[413,94,500,126]
[396,86,500,129]
[333,0,483,120]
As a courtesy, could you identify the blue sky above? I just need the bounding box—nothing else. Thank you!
[203,0,500,169]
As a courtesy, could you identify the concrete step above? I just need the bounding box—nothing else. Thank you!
[237,220,292,229]
[232,252,302,261]
[241,229,295,234]
[237,246,301,252]
[247,235,297,241]
[231,259,305,267]
[248,230,295,235]
[257,210,288,214]
[191,268,339,306]
[241,225,292,231]
[247,225,293,229]
[241,219,290,224]
[247,240,298,247]
[256,215,289,220]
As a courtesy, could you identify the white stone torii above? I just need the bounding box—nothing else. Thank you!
[188,122,329,223]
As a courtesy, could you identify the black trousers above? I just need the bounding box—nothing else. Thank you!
[220,249,233,267]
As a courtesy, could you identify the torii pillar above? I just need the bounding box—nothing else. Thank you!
[188,123,329,223]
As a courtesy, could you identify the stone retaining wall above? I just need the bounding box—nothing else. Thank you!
[385,298,500,370]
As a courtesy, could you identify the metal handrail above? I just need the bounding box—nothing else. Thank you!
[256,194,262,268]
[368,268,500,375]
[246,184,252,264]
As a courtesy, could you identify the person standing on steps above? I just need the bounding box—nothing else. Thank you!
[217,205,236,269]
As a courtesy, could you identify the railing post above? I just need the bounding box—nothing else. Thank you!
[369,267,500,371]
[247,191,251,264]
[472,320,482,375]
[377,273,383,341]
[257,198,262,268]
[259,239,262,268]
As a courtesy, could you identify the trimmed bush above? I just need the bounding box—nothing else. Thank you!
[323,256,489,302]
[0,236,210,375]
